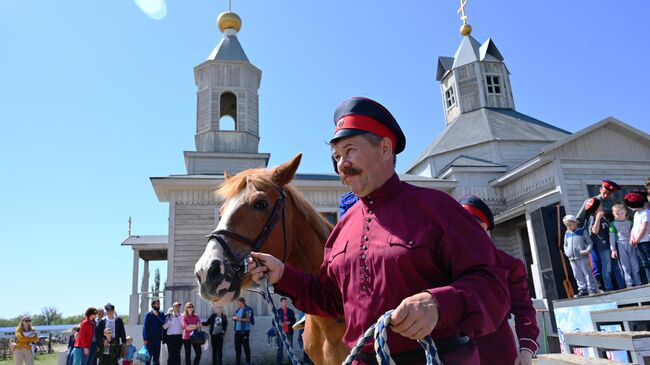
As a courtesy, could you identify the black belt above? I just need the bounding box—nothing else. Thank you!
[357,335,471,364]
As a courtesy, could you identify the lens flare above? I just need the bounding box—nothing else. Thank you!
[134,0,167,20]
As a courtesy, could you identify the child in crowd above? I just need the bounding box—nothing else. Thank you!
[98,328,119,365]
[121,336,137,365]
[610,203,640,287]
[627,191,650,283]
[66,327,80,365]
[588,198,625,291]
[563,214,596,296]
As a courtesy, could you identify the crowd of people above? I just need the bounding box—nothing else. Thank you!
[140,298,254,365]
[13,298,309,365]
[563,178,650,297]
[141,296,308,365]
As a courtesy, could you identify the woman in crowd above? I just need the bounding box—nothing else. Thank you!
[181,302,202,365]
[74,307,98,365]
[14,316,38,365]
[202,307,227,365]
[163,302,183,365]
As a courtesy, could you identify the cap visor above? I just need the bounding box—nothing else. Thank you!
[330,129,368,144]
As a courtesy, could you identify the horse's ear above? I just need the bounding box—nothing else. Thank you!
[271,153,302,186]
[224,171,232,180]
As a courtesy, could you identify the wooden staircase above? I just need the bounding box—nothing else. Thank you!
[538,285,650,364]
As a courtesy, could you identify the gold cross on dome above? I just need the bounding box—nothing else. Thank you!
[457,0,469,25]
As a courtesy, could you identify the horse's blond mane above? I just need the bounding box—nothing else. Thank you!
[284,184,333,243]
[217,168,332,243]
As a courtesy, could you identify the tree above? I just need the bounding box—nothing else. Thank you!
[41,306,61,326]
[0,314,26,327]
[151,268,161,300]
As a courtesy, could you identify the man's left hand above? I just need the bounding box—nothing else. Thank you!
[389,292,439,340]
[514,350,533,365]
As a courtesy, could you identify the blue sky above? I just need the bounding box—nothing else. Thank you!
[0,0,648,319]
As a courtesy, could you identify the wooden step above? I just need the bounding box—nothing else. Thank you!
[563,331,650,351]
[591,305,650,326]
[534,353,628,365]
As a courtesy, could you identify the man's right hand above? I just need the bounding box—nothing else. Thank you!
[248,252,285,284]
[84,348,89,356]
[143,340,148,345]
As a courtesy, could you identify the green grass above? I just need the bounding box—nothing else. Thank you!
[0,352,59,365]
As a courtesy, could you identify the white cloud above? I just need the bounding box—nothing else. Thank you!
[134,0,167,20]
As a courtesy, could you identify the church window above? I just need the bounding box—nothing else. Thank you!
[486,75,502,94]
[219,92,237,130]
[444,86,456,109]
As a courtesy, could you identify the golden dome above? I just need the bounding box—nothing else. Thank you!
[217,11,242,33]
[460,23,472,36]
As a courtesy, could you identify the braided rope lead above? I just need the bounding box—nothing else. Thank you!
[258,274,302,365]
[342,310,441,365]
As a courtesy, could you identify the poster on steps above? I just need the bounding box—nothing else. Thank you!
[555,302,628,361]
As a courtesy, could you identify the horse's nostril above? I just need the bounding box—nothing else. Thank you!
[208,260,221,277]
[196,272,202,282]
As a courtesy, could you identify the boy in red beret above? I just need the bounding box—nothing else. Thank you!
[627,191,650,283]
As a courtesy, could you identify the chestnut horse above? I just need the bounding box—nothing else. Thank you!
[194,154,348,365]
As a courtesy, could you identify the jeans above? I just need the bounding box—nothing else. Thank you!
[86,343,98,365]
[276,332,294,365]
[145,340,161,365]
[66,347,75,365]
[182,340,201,365]
[73,348,88,365]
[166,334,182,365]
[611,256,627,289]
[234,331,250,365]
[597,249,613,290]
[211,334,224,365]
[637,241,650,284]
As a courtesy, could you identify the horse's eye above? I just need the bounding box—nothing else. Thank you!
[253,200,269,210]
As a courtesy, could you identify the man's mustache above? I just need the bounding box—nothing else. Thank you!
[340,166,361,176]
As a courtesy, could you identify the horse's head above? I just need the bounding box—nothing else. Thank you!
[195,154,302,306]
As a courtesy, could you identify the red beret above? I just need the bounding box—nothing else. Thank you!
[625,192,647,209]
[602,180,621,192]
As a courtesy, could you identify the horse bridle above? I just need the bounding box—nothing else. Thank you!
[207,184,289,275]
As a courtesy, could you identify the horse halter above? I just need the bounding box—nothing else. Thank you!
[207,184,289,273]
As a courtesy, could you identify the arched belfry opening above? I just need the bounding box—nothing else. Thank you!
[219,92,237,130]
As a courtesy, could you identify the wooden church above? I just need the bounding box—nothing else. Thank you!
[405,25,650,306]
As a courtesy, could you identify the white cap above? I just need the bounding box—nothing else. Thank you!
[563,214,577,222]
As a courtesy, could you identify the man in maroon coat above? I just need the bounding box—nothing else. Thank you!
[459,195,540,365]
[249,97,510,364]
